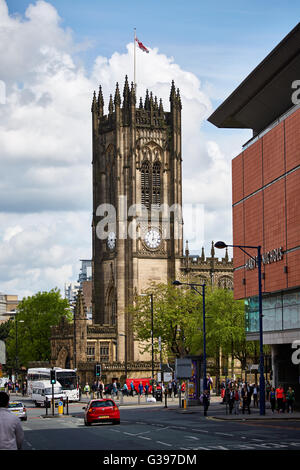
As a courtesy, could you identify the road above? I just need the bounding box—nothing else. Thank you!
[16,396,300,453]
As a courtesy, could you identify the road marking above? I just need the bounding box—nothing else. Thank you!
[138,436,152,440]
[123,432,137,436]
[185,436,199,440]
[156,441,172,447]
[215,432,234,437]
[194,429,208,433]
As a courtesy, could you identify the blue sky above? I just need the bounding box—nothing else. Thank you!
[1,0,299,297]
[7,0,300,132]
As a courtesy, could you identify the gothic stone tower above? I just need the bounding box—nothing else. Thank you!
[91,77,183,365]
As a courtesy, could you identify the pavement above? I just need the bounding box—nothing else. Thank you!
[9,392,300,421]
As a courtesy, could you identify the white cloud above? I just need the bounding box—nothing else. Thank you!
[0,0,242,298]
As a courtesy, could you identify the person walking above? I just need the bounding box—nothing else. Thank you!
[286,387,295,413]
[130,380,135,397]
[0,392,24,450]
[200,390,210,417]
[91,381,98,399]
[112,380,118,398]
[144,383,149,397]
[138,382,144,396]
[276,384,285,413]
[228,388,235,414]
[168,381,172,398]
[241,385,251,414]
[98,380,104,398]
[234,386,240,415]
[252,383,259,408]
[270,387,276,413]
[84,382,90,399]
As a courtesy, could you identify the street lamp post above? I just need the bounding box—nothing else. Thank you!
[214,240,265,416]
[173,280,207,392]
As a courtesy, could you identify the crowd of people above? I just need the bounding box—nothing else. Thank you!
[220,379,296,415]
[3,380,27,396]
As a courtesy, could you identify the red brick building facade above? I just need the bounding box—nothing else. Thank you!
[209,23,300,397]
[232,107,300,300]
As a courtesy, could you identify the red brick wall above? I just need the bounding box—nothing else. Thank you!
[232,106,300,299]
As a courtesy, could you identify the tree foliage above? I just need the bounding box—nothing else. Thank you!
[130,282,257,370]
[5,289,70,369]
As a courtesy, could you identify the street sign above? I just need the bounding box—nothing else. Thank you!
[175,358,192,379]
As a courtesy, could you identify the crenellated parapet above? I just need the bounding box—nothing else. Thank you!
[91,76,181,132]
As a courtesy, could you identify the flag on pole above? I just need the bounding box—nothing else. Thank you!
[135,36,149,53]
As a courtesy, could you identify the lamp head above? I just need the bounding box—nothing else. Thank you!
[214,241,227,249]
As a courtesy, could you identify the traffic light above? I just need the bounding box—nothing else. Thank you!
[50,369,56,384]
[95,364,101,377]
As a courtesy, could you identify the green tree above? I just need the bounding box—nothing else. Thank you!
[130,282,201,359]
[6,289,70,369]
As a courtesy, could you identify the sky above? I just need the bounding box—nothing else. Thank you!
[0,0,299,299]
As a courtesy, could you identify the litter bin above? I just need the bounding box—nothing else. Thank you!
[155,389,162,402]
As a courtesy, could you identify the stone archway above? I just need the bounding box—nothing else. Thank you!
[56,346,70,369]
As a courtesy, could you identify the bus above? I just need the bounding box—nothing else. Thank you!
[27,368,79,402]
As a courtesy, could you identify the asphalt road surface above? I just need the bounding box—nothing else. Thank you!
[17,397,300,452]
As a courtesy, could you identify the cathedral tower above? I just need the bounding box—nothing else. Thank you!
[91,77,183,364]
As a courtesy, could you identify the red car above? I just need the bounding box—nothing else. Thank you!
[83,399,120,426]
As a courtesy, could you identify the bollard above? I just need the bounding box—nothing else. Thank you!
[45,397,48,416]
[164,390,168,408]
[58,398,63,416]
[120,393,123,405]
[184,399,187,409]
[66,397,69,415]
[138,393,141,405]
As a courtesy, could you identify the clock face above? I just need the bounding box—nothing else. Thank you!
[107,231,116,250]
[144,228,161,249]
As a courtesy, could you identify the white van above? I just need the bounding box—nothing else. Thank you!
[31,380,66,407]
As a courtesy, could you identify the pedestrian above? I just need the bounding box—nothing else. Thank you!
[207,374,213,393]
[200,389,210,416]
[241,385,251,414]
[270,387,276,413]
[99,380,104,398]
[22,381,27,397]
[276,384,285,413]
[84,382,90,399]
[234,386,240,415]
[0,392,24,450]
[91,381,97,399]
[286,387,295,413]
[130,380,135,396]
[15,381,20,394]
[228,387,235,414]
[252,383,259,408]
[138,382,143,396]
[144,383,149,396]
[122,382,128,397]
[112,380,118,398]
[168,381,172,398]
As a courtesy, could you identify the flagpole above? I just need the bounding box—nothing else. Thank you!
[134,28,136,93]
